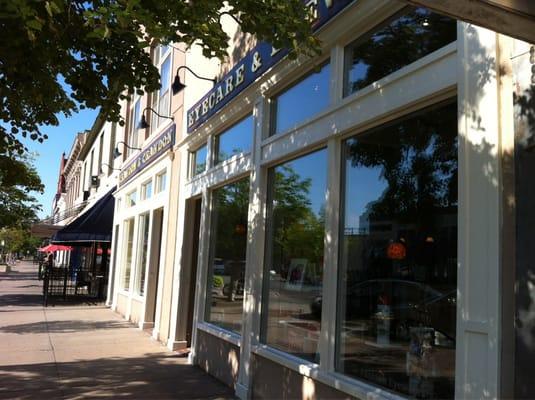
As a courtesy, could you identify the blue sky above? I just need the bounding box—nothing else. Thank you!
[22,108,98,219]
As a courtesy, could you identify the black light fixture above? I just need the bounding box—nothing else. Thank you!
[172,66,217,95]
[114,141,141,158]
[100,163,121,174]
[139,106,173,129]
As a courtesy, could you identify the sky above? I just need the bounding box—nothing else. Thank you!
[22,108,99,219]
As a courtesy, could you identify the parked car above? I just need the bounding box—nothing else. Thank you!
[311,278,456,340]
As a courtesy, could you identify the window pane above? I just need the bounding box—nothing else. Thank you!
[122,218,135,291]
[157,56,171,128]
[272,62,330,136]
[126,190,137,207]
[135,213,150,296]
[216,115,253,164]
[141,181,152,201]
[193,145,207,176]
[344,8,456,97]
[337,102,457,398]
[160,56,171,95]
[205,178,250,333]
[156,171,167,193]
[262,149,327,362]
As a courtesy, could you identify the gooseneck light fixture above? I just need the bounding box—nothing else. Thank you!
[172,66,217,95]
[114,141,141,158]
[139,106,174,129]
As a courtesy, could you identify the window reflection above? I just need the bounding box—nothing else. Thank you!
[344,7,456,97]
[122,218,135,291]
[135,213,150,296]
[193,145,207,176]
[262,149,327,362]
[337,102,457,399]
[205,178,250,333]
[215,115,253,164]
[272,62,330,136]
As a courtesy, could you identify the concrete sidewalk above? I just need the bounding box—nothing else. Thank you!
[0,261,235,399]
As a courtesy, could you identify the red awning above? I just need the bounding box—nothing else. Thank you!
[38,244,73,253]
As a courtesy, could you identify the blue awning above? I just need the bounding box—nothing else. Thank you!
[52,187,115,244]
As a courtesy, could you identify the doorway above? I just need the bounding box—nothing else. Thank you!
[181,197,202,347]
[143,208,164,329]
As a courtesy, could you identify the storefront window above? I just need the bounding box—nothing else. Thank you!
[343,7,456,97]
[205,178,250,333]
[215,115,253,164]
[337,102,457,398]
[271,62,330,136]
[122,218,135,291]
[134,213,150,296]
[155,170,167,193]
[141,180,152,200]
[261,149,327,362]
[192,144,208,176]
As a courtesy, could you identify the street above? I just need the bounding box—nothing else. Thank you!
[0,261,235,399]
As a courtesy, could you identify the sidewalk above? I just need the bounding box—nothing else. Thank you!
[0,261,235,399]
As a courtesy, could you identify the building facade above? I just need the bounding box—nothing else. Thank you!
[54,1,535,399]
[168,1,534,399]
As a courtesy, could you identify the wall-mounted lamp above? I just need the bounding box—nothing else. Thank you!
[114,141,141,158]
[90,176,99,187]
[139,106,173,129]
[172,66,217,95]
[100,163,121,174]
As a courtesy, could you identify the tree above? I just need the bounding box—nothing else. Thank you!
[0,0,319,155]
[0,227,42,257]
[0,153,44,228]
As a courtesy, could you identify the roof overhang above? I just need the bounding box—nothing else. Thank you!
[403,0,535,43]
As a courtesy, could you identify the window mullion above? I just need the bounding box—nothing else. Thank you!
[319,137,342,373]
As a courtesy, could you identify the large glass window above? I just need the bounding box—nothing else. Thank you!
[215,115,254,164]
[122,218,135,291]
[344,7,456,97]
[192,144,208,176]
[261,149,327,362]
[134,213,150,296]
[337,102,457,398]
[205,178,250,333]
[271,62,330,136]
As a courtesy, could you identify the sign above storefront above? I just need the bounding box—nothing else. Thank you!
[187,0,354,133]
[119,124,175,187]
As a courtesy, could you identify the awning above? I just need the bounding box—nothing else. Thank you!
[51,187,115,244]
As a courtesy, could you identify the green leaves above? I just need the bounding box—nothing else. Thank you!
[0,0,318,157]
[0,153,43,229]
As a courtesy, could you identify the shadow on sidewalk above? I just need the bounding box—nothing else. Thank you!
[0,353,236,399]
[0,294,43,307]
[0,319,131,334]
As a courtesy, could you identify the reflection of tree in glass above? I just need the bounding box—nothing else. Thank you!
[217,147,243,163]
[347,8,456,95]
[271,165,325,274]
[213,179,250,262]
[346,103,458,228]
